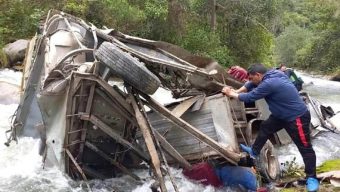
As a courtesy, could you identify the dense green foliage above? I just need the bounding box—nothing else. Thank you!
[274,0,340,74]
[0,0,340,74]
[274,24,313,66]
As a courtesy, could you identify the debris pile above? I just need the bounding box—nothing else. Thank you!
[6,10,339,191]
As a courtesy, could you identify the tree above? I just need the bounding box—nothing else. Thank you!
[274,25,313,66]
[167,0,185,37]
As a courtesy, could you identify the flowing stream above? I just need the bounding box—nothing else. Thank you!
[0,69,339,192]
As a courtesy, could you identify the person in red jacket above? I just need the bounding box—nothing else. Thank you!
[227,66,249,82]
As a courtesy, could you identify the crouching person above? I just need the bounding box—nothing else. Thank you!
[222,63,319,192]
[278,63,304,91]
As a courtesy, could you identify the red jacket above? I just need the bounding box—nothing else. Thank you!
[227,66,248,82]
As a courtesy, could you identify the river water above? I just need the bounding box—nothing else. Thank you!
[0,69,339,192]
[276,71,340,167]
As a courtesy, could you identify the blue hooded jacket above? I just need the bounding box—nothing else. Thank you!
[238,69,307,121]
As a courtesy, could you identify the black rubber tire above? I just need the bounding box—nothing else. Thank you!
[95,42,161,95]
[255,141,281,183]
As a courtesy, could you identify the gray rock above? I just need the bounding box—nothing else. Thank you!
[3,39,29,67]
[331,74,340,82]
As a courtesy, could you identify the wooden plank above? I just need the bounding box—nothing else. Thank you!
[181,150,219,161]
[135,96,179,192]
[191,94,206,112]
[85,83,96,113]
[21,36,36,91]
[153,131,191,169]
[140,92,241,165]
[65,149,92,191]
[80,114,150,162]
[78,81,96,160]
[85,141,140,181]
[65,149,88,181]
[129,92,167,192]
[67,80,84,156]
[170,96,201,118]
[65,75,79,175]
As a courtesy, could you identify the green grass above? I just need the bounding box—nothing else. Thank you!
[316,159,340,173]
[279,189,296,192]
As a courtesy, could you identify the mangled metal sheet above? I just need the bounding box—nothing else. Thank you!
[138,94,239,160]
[208,94,239,151]
[38,92,68,170]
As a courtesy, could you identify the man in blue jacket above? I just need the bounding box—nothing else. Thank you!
[222,63,318,192]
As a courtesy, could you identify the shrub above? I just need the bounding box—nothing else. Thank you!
[179,24,234,67]
[274,25,313,67]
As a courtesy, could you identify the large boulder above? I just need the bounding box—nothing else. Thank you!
[3,39,29,67]
[331,73,340,82]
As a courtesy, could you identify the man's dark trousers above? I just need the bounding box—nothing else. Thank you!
[252,110,316,177]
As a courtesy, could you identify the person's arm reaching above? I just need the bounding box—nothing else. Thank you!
[238,81,272,102]
[221,86,239,99]
[235,86,247,93]
[222,81,272,102]
[221,82,249,99]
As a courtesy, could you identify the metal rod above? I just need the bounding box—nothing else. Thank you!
[54,48,93,69]
[63,17,85,48]
[44,16,63,36]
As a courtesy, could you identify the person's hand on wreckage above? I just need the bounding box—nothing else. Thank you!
[221,86,238,99]
[221,85,248,99]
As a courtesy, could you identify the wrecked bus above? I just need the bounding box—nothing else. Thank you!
[6,10,339,191]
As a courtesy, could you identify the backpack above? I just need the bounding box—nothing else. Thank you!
[289,69,304,91]
[293,77,303,91]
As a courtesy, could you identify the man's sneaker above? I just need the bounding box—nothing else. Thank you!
[240,144,257,159]
[306,177,319,192]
